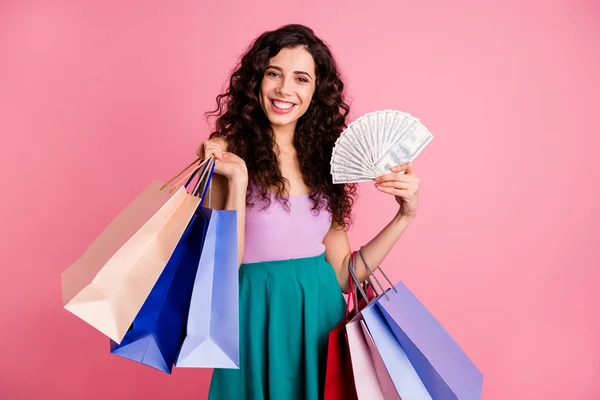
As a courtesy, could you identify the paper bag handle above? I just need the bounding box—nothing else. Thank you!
[193,158,215,206]
[159,157,203,189]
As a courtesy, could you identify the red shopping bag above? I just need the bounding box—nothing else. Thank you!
[324,253,376,400]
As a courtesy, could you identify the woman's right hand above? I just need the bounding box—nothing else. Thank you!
[196,138,248,182]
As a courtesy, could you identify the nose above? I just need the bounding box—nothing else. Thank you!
[276,77,293,96]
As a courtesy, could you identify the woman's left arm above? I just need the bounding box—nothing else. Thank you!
[323,162,420,294]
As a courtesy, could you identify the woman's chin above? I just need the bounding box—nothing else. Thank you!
[267,113,299,128]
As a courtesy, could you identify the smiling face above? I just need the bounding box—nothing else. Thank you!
[259,46,317,131]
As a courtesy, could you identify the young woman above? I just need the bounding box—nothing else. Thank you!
[196,24,421,400]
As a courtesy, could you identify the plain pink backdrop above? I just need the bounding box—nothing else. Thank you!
[1,0,599,398]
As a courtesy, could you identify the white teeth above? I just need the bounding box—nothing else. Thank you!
[273,100,295,110]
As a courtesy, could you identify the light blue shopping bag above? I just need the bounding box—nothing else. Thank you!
[175,197,239,369]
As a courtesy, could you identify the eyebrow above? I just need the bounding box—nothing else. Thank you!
[266,65,313,79]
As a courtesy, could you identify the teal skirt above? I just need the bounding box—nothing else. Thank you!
[208,253,346,400]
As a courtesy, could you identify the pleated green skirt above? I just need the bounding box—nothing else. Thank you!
[208,253,346,400]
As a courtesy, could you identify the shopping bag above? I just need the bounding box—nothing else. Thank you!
[359,319,400,400]
[377,282,484,400]
[346,319,389,400]
[110,161,215,373]
[354,247,483,399]
[361,302,432,399]
[324,253,375,400]
[323,280,358,400]
[175,190,239,368]
[345,251,401,400]
[350,248,431,399]
[61,158,208,343]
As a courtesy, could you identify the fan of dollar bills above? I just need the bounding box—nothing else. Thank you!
[330,110,434,184]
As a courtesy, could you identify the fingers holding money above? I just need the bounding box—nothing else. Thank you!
[375,163,419,184]
[376,181,417,190]
[390,162,415,176]
[374,162,420,195]
[376,187,417,199]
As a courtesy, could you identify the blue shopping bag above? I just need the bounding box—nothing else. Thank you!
[110,160,215,373]
[176,203,239,368]
[377,282,483,400]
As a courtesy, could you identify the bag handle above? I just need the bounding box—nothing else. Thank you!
[345,252,369,316]
[346,246,397,315]
[160,157,208,191]
[189,157,210,195]
[193,158,215,206]
[345,259,356,317]
[184,158,207,191]
[349,252,369,309]
[157,156,216,207]
[185,157,212,201]
[348,251,379,310]
[167,159,212,193]
[349,247,397,306]
[358,247,397,300]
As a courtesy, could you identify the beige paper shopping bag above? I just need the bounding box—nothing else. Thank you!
[61,159,209,343]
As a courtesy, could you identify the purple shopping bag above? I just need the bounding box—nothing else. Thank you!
[377,282,483,400]
[175,205,239,369]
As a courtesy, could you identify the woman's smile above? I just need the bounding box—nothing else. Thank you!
[270,99,297,114]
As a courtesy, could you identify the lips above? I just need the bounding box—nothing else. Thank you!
[270,99,297,114]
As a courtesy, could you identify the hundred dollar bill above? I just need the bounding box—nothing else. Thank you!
[354,118,375,165]
[373,121,433,176]
[331,163,374,177]
[332,173,374,184]
[331,142,368,172]
[342,125,370,165]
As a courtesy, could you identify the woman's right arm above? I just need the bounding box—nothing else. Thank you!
[197,137,248,266]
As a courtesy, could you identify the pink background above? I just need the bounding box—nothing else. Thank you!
[1,0,599,398]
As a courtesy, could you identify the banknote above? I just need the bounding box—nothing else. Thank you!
[331,161,374,177]
[332,173,374,184]
[330,144,367,173]
[342,125,371,165]
[373,122,433,176]
[330,110,433,184]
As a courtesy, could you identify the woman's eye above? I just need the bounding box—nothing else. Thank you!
[266,71,279,77]
[297,77,308,83]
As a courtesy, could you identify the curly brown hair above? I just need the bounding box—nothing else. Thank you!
[207,24,357,229]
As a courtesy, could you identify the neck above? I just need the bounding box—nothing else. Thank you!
[271,122,296,150]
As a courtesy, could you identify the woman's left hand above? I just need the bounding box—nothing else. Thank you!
[374,162,420,220]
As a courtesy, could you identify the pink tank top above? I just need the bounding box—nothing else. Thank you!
[241,193,332,264]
